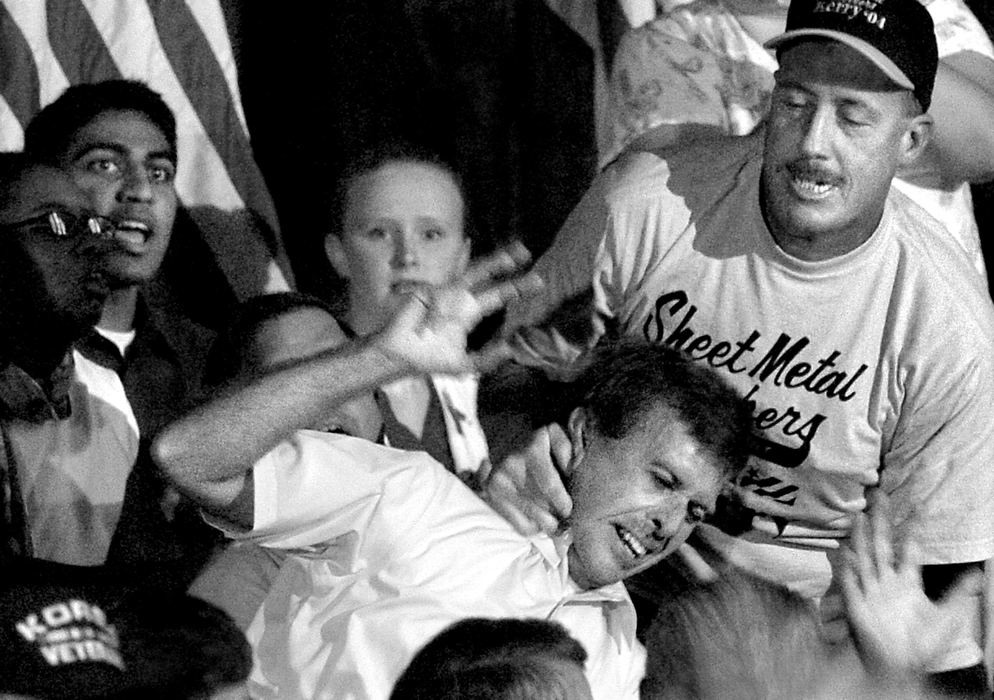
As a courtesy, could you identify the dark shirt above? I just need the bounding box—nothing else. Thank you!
[76,277,221,588]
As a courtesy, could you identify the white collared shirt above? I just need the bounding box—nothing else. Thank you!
[218,432,644,700]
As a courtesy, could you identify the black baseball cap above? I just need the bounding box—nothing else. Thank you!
[765,0,938,111]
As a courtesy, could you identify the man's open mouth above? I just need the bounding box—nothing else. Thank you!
[113,220,152,249]
[615,524,648,559]
[786,165,840,200]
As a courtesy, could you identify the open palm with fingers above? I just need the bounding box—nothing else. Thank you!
[373,243,542,376]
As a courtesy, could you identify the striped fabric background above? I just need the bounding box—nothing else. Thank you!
[0,0,292,302]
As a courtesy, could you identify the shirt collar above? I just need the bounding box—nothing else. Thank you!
[535,530,634,606]
[0,351,74,421]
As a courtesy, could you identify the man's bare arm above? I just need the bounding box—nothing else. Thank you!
[153,246,540,529]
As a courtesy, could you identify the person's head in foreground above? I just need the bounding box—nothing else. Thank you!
[204,292,382,441]
[390,617,593,700]
[325,142,471,335]
[760,0,936,260]
[24,79,178,289]
[561,341,750,589]
[0,155,114,363]
[641,498,961,700]
[0,561,250,700]
[641,570,826,700]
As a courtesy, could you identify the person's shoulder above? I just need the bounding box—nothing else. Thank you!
[884,188,994,341]
[603,132,763,209]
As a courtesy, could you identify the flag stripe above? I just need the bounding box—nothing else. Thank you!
[181,0,248,131]
[147,0,281,237]
[0,95,25,150]
[0,3,40,128]
[46,0,120,85]
[4,0,71,106]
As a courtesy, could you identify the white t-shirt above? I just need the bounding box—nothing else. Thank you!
[507,132,994,588]
[218,432,644,700]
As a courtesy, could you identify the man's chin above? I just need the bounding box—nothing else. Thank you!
[104,264,156,289]
[568,548,623,590]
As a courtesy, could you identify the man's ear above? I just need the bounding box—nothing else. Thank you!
[898,112,933,168]
[564,407,589,479]
[325,234,350,280]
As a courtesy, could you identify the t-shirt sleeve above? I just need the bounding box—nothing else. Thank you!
[879,326,994,565]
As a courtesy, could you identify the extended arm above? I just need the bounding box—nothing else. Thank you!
[153,247,538,529]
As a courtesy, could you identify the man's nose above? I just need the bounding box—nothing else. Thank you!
[799,106,832,156]
[648,497,691,542]
[117,164,153,202]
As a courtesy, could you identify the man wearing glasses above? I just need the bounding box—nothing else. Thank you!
[0,156,132,568]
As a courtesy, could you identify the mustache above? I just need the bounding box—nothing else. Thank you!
[784,160,843,186]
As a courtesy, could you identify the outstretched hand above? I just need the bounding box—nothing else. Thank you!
[839,493,980,679]
[372,243,542,376]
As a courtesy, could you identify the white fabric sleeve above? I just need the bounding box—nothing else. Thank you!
[237,433,420,550]
[879,331,994,566]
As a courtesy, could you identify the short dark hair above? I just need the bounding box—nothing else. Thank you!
[327,140,469,237]
[24,80,177,165]
[390,617,589,700]
[204,292,341,388]
[573,340,751,478]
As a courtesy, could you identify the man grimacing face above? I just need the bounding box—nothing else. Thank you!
[564,403,725,590]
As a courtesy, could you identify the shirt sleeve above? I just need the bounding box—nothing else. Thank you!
[235,433,423,550]
[879,322,994,566]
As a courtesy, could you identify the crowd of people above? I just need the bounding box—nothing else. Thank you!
[2,0,993,698]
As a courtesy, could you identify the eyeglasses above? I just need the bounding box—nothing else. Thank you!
[0,211,115,240]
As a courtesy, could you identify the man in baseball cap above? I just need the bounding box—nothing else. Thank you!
[498,0,994,694]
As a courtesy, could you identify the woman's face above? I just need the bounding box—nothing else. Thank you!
[327,160,470,335]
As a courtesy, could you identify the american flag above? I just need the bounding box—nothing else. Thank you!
[0,0,292,301]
